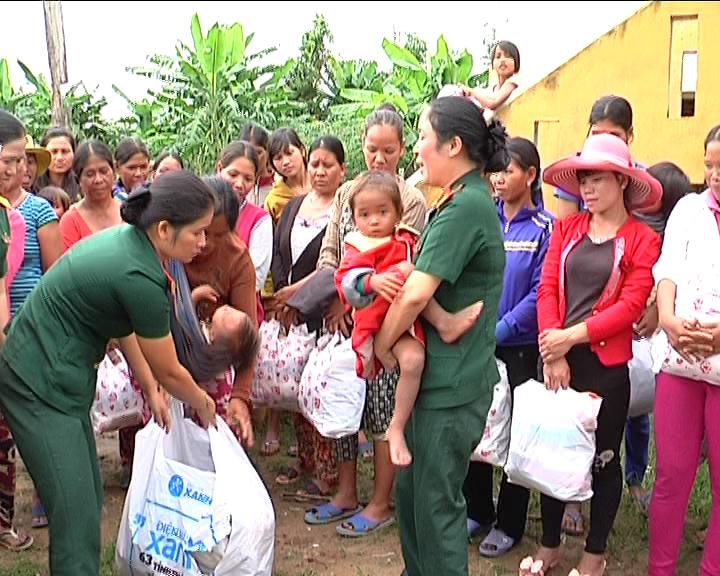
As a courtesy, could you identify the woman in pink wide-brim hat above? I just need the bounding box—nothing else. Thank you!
[519,133,662,576]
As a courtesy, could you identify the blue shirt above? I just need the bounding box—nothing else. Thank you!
[113,179,128,202]
[496,201,554,346]
[9,194,58,316]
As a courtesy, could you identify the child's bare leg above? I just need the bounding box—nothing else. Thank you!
[386,334,424,467]
[423,298,484,344]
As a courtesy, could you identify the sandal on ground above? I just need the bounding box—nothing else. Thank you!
[633,490,651,516]
[31,502,48,529]
[467,518,492,541]
[519,555,558,576]
[275,465,301,485]
[295,480,331,500]
[561,508,585,536]
[0,528,34,551]
[479,527,515,558]
[336,512,395,538]
[260,439,280,456]
[304,502,363,525]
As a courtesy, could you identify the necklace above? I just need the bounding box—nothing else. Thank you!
[588,221,616,244]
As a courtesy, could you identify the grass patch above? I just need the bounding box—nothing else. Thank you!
[101,542,116,576]
[0,558,45,576]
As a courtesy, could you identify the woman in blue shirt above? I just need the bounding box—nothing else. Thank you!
[465,137,554,557]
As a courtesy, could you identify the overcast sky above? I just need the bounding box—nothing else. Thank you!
[0,1,647,118]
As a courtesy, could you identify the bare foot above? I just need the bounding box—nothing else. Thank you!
[518,546,562,575]
[386,426,412,467]
[437,301,484,344]
[574,552,606,576]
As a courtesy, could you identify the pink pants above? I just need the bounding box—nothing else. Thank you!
[649,372,720,575]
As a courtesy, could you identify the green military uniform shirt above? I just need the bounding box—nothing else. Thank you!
[414,170,505,410]
[2,224,171,417]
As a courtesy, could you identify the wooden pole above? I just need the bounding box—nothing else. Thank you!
[43,0,70,127]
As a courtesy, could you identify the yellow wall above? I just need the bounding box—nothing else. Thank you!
[496,1,720,214]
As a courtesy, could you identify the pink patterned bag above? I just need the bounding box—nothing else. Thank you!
[251,320,316,411]
[91,350,145,434]
[657,284,720,385]
[298,333,366,439]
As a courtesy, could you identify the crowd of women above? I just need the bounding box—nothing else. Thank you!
[0,37,717,576]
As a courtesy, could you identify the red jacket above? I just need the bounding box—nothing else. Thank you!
[537,212,661,366]
[335,229,423,378]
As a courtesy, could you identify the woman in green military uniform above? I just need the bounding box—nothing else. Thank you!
[374,96,509,576]
[0,113,219,576]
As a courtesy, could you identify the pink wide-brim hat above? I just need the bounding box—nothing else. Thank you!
[543,133,662,211]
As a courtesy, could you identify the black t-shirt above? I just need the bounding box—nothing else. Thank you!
[564,235,614,327]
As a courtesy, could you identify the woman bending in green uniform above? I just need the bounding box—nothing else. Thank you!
[0,114,218,576]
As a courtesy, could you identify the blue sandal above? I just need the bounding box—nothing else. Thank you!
[479,528,515,558]
[304,503,362,525]
[335,512,395,537]
[31,503,48,529]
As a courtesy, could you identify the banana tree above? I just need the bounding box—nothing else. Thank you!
[123,13,293,171]
[330,34,488,128]
[0,58,18,111]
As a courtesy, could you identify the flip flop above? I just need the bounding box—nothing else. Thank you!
[561,507,585,536]
[519,555,558,576]
[260,439,280,456]
[336,512,395,538]
[31,502,48,529]
[295,480,331,499]
[275,466,301,486]
[304,502,363,525]
[479,527,515,558]
[634,491,651,516]
[0,528,34,551]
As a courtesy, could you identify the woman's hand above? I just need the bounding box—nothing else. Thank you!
[191,284,220,308]
[274,285,298,308]
[277,305,299,331]
[325,298,352,338]
[146,386,172,432]
[698,321,720,356]
[539,329,575,363]
[192,390,217,429]
[543,357,571,392]
[368,272,405,304]
[634,303,659,338]
[227,398,254,448]
[662,315,713,362]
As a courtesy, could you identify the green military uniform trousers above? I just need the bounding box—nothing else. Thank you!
[0,358,102,576]
[396,394,487,576]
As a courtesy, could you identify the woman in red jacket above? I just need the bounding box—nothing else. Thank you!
[520,133,662,576]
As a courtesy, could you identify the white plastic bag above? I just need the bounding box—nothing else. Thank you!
[298,332,366,439]
[116,402,275,576]
[91,350,144,434]
[471,359,511,466]
[504,380,603,502]
[628,338,656,417]
[251,320,316,411]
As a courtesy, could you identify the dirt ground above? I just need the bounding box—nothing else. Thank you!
[0,430,706,576]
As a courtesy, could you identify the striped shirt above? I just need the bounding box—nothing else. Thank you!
[9,194,58,315]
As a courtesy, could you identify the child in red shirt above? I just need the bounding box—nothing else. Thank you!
[336,171,481,466]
